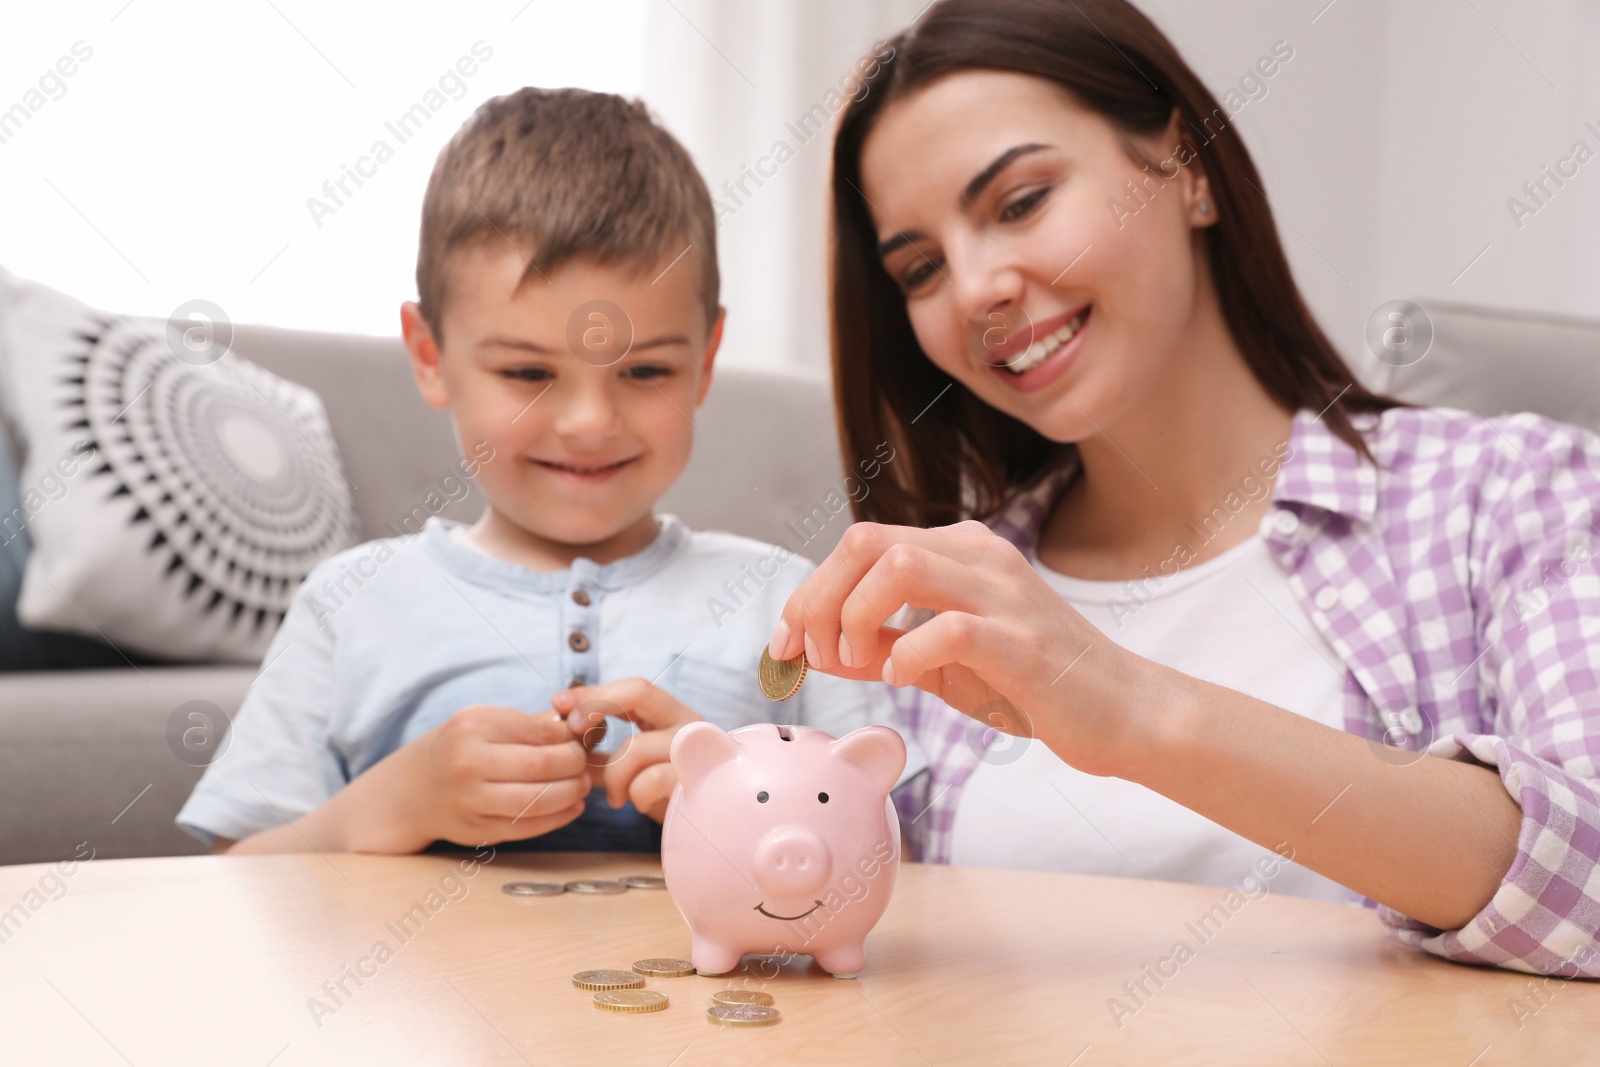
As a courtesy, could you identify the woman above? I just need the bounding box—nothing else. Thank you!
[768,0,1600,978]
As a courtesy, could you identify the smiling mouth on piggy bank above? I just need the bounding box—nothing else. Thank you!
[754,900,825,921]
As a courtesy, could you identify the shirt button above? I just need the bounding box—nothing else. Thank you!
[1314,586,1341,611]
[568,630,590,652]
[1273,510,1300,536]
[568,675,586,688]
[571,589,591,606]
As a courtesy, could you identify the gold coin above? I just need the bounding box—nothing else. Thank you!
[707,1003,781,1027]
[633,958,696,977]
[710,989,775,1007]
[594,989,669,1014]
[572,969,645,991]
[758,647,807,701]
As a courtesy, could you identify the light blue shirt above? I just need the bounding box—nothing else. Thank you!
[177,512,924,848]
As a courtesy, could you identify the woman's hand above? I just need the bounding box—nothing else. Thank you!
[554,678,701,822]
[767,520,1160,777]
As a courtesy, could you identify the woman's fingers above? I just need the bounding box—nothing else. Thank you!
[838,542,1004,671]
[881,610,1024,706]
[768,520,1003,672]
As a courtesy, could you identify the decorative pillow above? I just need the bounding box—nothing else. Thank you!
[0,267,359,663]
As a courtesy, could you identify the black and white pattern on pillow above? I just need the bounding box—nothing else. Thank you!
[13,312,358,662]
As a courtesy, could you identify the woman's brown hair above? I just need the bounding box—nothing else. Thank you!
[830,0,1407,528]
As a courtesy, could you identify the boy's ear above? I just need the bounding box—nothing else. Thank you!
[400,301,451,410]
[694,305,726,408]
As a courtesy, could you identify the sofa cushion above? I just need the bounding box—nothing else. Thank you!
[0,426,163,671]
[0,268,360,663]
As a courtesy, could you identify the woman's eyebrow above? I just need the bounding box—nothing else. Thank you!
[959,142,1052,210]
[878,230,926,258]
[876,142,1055,258]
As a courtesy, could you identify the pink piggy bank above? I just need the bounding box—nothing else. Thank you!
[660,721,906,979]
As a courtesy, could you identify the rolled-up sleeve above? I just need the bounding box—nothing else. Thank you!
[1378,415,1600,977]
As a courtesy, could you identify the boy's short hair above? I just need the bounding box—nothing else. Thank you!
[416,87,718,340]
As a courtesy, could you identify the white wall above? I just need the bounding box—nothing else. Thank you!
[640,0,928,380]
[0,0,647,340]
[646,0,1600,382]
[1139,0,1600,385]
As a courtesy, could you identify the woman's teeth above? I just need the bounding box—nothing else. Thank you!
[1002,309,1088,374]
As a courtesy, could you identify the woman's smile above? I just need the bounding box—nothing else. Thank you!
[986,304,1091,393]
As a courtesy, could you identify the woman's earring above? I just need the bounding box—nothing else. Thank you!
[1199,200,1212,215]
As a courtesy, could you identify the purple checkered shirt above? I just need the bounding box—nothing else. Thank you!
[889,404,1600,977]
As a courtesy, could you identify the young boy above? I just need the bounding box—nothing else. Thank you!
[176,87,919,856]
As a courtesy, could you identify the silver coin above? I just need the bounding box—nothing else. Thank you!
[564,879,628,895]
[619,874,667,890]
[502,881,566,897]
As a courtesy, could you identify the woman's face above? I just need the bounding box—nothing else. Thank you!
[859,70,1215,441]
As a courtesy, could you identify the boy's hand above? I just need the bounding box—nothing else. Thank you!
[371,703,591,851]
[553,679,700,823]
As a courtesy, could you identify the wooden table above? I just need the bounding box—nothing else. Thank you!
[0,850,1594,1065]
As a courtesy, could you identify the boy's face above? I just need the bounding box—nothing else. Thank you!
[402,241,723,551]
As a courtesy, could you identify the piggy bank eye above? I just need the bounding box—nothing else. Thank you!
[818,792,829,803]
[757,791,769,803]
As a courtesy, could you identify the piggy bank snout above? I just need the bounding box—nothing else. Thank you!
[753,827,832,896]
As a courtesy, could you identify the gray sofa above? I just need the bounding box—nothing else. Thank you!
[1,299,1596,866]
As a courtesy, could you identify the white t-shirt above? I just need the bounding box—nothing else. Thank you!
[949,531,1355,904]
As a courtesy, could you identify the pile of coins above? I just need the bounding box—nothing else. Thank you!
[573,967,673,1015]
[570,962,782,1026]
[758,647,807,701]
[510,871,785,1026]
[501,874,666,897]
[708,988,781,1028]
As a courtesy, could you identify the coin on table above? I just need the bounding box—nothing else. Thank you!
[619,874,667,890]
[564,880,628,895]
[758,647,807,701]
[710,989,775,1007]
[593,989,669,1014]
[633,958,696,977]
[501,881,566,897]
[572,970,646,991]
[707,1003,781,1027]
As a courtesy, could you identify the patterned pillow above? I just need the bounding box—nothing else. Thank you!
[0,268,358,662]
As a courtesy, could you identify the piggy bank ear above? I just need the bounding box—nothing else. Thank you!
[829,726,907,795]
[670,721,742,795]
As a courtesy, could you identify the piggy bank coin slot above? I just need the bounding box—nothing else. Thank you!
[777,726,793,741]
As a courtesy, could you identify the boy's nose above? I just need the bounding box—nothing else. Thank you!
[550,385,623,435]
